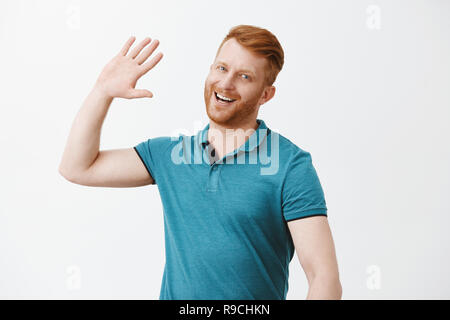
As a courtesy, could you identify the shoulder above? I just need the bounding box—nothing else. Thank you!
[274,131,326,201]
[134,134,190,166]
[138,134,186,151]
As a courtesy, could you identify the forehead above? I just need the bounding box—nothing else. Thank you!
[215,38,267,76]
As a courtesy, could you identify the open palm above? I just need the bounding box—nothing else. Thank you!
[95,36,163,99]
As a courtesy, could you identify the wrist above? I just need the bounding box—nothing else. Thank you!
[92,82,113,101]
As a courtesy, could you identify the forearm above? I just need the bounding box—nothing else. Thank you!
[306,275,342,300]
[59,84,113,178]
[58,36,162,180]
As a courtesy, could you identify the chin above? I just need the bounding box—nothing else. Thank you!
[205,96,233,123]
[204,92,256,126]
[206,105,230,124]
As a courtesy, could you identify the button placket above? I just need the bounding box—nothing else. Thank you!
[206,164,220,192]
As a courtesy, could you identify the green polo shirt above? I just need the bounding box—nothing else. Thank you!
[134,119,327,300]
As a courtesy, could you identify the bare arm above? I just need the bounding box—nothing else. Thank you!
[287,215,342,299]
[58,36,163,186]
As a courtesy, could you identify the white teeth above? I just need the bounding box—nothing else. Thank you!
[216,92,235,102]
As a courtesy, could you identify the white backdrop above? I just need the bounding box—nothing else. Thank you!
[0,0,449,299]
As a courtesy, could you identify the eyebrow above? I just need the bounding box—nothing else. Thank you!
[215,61,256,78]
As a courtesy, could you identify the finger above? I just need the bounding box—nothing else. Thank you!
[139,52,164,76]
[128,89,154,99]
[135,39,160,65]
[119,36,136,56]
[129,37,152,59]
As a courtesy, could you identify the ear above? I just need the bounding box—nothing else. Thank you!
[259,86,276,106]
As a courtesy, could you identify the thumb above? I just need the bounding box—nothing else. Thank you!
[128,89,154,99]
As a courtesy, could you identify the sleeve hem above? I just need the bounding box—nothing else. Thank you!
[133,146,156,184]
[284,208,328,222]
[285,213,327,222]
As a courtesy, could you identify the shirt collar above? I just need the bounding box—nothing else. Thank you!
[198,119,269,153]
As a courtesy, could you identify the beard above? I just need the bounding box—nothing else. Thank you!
[203,82,262,128]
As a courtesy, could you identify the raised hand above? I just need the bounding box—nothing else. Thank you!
[95,36,163,99]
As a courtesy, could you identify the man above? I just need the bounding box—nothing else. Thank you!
[59,25,342,300]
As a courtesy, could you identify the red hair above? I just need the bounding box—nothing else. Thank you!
[216,25,284,87]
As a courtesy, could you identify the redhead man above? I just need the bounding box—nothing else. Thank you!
[59,25,342,300]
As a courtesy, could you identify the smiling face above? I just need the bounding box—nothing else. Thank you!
[204,38,275,128]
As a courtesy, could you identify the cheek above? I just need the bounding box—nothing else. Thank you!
[249,85,265,99]
[205,77,216,90]
[207,71,224,83]
[240,88,257,101]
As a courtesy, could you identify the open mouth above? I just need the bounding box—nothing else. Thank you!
[214,91,237,105]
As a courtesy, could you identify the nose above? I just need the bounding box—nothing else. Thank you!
[216,73,235,91]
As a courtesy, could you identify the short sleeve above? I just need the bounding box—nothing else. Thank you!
[134,136,173,185]
[282,150,328,222]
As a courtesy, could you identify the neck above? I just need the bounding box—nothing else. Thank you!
[207,118,260,158]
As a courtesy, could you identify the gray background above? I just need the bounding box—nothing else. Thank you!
[0,0,449,299]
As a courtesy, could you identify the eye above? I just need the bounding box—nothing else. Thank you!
[217,65,226,71]
[241,74,249,80]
